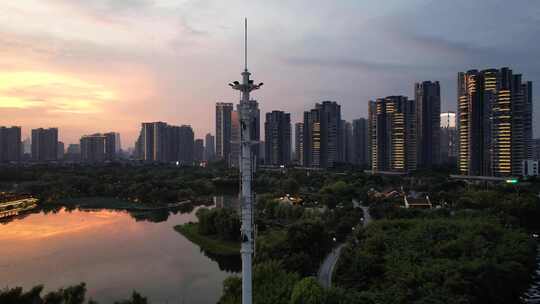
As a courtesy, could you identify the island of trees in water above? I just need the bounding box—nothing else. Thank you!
[1,163,540,303]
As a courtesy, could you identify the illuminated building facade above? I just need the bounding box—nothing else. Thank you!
[457,68,532,177]
[294,122,303,165]
[369,96,416,172]
[302,101,342,168]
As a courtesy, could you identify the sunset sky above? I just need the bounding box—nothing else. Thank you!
[0,0,539,147]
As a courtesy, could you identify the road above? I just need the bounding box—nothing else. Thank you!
[317,201,371,288]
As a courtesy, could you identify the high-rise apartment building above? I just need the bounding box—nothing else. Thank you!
[352,118,369,167]
[65,144,81,161]
[0,126,21,162]
[169,125,194,165]
[338,120,354,164]
[344,121,353,164]
[138,122,168,162]
[230,110,240,167]
[22,137,31,155]
[80,134,106,163]
[135,122,194,164]
[205,133,215,161]
[303,101,342,168]
[294,122,304,165]
[415,81,441,168]
[104,132,121,161]
[264,111,291,166]
[194,139,204,162]
[229,101,260,167]
[440,112,457,165]
[369,96,416,172]
[457,68,533,177]
[216,102,233,162]
[533,139,540,161]
[31,128,58,161]
[247,100,261,164]
[57,141,65,160]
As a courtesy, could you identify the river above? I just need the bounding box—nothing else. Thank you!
[0,197,240,303]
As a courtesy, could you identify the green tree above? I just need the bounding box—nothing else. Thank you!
[289,277,324,304]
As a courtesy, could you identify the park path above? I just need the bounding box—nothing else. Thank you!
[317,201,371,288]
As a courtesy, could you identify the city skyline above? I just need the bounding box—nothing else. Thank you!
[1,0,539,145]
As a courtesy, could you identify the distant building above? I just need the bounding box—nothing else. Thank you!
[522,160,539,177]
[458,68,533,177]
[352,118,369,167]
[139,122,168,161]
[204,133,215,161]
[369,96,416,172]
[67,144,81,154]
[229,100,260,167]
[303,101,342,168]
[533,139,540,161]
[345,121,354,164]
[31,128,58,162]
[440,112,457,166]
[57,141,65,160]
[247,100,261,164]
[294,122,304,165]
[415,81,441,168]
[104,132,121,161]
[230,110,240,167]
[194,139,204,162]
[259,141,265,164]
[0,126,21,162]
[339,120,353,164]
[135,122,194,164]
[215,102,233,162]
[80,134,106,163]
[170,125,195,165]
[264,111,291,166]
[65,144,81,161]
[22,137,31,155]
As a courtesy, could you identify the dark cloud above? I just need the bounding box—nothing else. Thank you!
[282,56,442,73]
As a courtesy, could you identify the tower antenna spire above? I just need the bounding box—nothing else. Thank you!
[228,19,263,304]
[244,18,248,71]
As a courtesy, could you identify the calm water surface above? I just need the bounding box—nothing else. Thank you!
[0,203,239,303]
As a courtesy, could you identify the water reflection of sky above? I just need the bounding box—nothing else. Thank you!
[0,206,235,304]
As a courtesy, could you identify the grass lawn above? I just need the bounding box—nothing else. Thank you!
[175,222,240,256]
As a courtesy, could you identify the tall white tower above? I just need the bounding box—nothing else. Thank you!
[228,19,263,304]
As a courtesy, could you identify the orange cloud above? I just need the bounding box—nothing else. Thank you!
[0,71,116,114]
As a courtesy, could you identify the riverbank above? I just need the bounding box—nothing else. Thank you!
[174,222,240,256]
[50,197,191,211]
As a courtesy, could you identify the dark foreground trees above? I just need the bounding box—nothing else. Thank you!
[334,217,537,304]
[0,283,147,304]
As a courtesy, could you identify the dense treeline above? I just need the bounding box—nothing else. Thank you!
[0,283,147,304]
[219,260,365,304]
[0,164,237,204]
[334,216,537,304]
[196,207,241,241]
[368,181,540,232]
[219,170,540,304]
